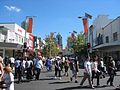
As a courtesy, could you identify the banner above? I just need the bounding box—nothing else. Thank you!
[27,18,33,33]
[82,18,89,34]
[29,33,34,50]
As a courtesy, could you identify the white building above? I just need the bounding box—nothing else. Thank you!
[0,23,34,58]
[89,15,120,60]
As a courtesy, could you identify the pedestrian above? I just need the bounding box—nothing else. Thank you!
[2,66,14,90]
[91,55,101,86]
[9,57,15,70]
[25,57,33,80]
[45,57,52,71]
[14,57,21,80]
[54,56,62,80]
[34,56,43,80]
[64,57,69,77]
[107,56,116,86]
[4,56,10,66]
[69,56,79,83]
[0,56,4,81]
[80,55,94,89]
[98,58,106,78]
[117,60,120,71]
[21,57,26,79]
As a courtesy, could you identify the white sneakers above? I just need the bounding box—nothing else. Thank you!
[54,76,62,80]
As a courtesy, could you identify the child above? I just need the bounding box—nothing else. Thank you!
[2,66,14,90]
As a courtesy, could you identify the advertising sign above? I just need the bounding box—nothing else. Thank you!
[7,30,15,43]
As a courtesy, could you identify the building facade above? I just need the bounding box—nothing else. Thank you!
[89,15,120,61]
[0,23,34,58]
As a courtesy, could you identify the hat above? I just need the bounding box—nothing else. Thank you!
[4,66,12,72]
[0,56,3,63]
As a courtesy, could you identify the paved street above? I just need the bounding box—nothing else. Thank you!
[15,68,120,90]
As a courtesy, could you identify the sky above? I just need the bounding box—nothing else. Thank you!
[0,0,120,48]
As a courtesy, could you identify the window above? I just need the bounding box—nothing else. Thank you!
[113,32,118,41]
[106,36,109,43]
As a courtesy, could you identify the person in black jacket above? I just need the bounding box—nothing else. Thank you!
[107,56,116,86]
[54,56,62,80]
[69,56,79,83]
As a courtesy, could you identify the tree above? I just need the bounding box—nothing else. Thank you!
[67,32,87,56]
[42,34,61,57]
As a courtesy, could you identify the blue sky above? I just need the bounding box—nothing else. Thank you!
[0,0,120,48]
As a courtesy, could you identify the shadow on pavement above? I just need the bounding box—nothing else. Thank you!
[39,78,55,80]
[56,86,93,90]
[49,81,70,84]
[56,85,110,90]
[14,80,30,84]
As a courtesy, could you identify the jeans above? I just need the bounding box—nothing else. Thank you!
[92,70,100,86]
[35,68,41,80]
[107,74,115,85]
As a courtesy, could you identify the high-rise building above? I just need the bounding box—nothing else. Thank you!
[56,33,63,49]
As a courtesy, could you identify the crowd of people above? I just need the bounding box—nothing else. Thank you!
[80,55,117,89]
[0,54,120,90]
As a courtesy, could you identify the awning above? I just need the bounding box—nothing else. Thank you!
[0,42,23,50]
[93,41,120,49]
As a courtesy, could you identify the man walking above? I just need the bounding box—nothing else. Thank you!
[80,55,94,89]
[34,56,43,80]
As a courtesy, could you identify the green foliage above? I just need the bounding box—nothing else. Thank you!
[42,35,60,57]
[67,32,87,56]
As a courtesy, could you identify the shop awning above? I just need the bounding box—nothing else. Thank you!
[0,42,23,50]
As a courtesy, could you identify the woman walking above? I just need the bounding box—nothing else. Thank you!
[91,55,101,86]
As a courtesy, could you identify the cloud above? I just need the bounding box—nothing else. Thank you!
[4,5,21,12]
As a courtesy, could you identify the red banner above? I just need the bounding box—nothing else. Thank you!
[27,18,33,33]
[29,34,34,50]
[82,18,88,34]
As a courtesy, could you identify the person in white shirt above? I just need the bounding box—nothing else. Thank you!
[9,57,15,70]
[25,58,33,80]
[80,55,94,89]
[91,55,100,86]
[34,56,43,80]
